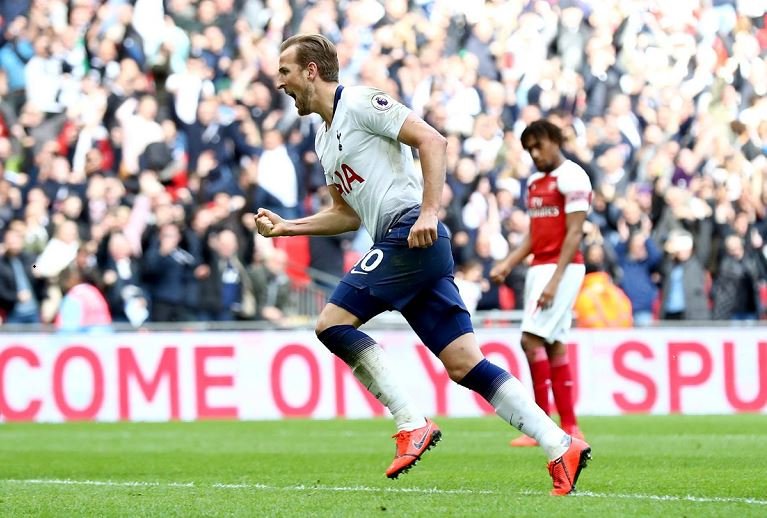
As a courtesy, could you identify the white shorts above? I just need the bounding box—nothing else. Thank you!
[520,263,585,343]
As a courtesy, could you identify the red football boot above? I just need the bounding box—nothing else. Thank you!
[385,418,442,479]
[548,437,592,496]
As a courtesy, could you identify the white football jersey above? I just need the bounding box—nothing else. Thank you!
[315,86,422,242]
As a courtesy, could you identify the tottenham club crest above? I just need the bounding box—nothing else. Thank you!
[371,93,393,111]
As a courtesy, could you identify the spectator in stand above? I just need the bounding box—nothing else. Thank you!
[615,227,663,327]
[454,259,487,316]
[712,234,764,320]
[142,222,198,322]
[101,232,148,327]
[249,246,294,325]
[183,97,260,202]
[659,229,712,321]
[55,265,112,333]
[249,126,301,219]
[0,222,45,323]
[115,95,164,176]
[198,228,256,321]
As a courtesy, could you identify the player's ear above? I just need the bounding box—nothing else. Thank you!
[306,62,318,80]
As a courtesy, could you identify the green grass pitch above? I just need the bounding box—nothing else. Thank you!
[1,415,765,517]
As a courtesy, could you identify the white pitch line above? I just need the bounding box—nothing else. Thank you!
[520,489,767,506]
[1,479,492,495]
[2,479,766,506]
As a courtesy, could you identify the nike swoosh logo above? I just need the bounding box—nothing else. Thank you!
[350,269,367,275]
[412,423,432,449]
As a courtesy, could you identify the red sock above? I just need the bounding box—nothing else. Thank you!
[550,354,577,431]
[529,346,551,415]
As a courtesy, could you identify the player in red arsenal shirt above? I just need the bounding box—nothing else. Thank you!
[491,119,592,446]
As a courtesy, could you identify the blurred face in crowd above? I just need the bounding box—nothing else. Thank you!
[668,234,694,262]
[3,228,23,256]
[216,230,239,259]
[197,0,217,24]
[263,129,283,150]
[585,244,605,266]
[197,99,218,126]
[204,26,226,54]
[245,82,273,109]
[138,96,158,120]
[61,196,83,220]
[724,235,744,260]
[628,233,647,260]
[192,209,214,235]
[622,200,641,225]
[159,223,181,246]
[265,249,288,274]
[51,156,71,183]
[733,212,750,236]
[56,220,79,244]
[508,209,529,234]
[84,149,103,175]
[108,233,132,260]
[455,157,478,184]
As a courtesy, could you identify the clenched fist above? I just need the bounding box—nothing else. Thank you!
[255,208,287,238]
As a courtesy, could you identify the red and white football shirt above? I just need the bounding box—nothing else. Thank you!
[526,160,592,266]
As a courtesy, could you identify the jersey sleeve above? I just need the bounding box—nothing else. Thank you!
[557,164,592,213]
[351,89,411,140]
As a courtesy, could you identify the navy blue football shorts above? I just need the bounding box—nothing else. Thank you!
[329,206,474,355]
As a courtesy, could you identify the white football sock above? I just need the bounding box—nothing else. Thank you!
[490,377,570,460]
[352,344,426,431]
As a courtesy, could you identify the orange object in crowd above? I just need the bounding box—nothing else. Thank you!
[574,272,633,328]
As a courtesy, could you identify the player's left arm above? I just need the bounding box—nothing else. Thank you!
[397,113,447,248]
[538,211,588,309]
[552,210,588,280]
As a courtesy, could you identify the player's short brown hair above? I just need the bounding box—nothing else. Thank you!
[520,119,564,148]
[280,34,339,82]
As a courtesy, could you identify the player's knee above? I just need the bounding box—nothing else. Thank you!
[314,310,344,336]
[520,333,545,355]
[546,341,567,358]
[445,360,477,382]
[315,304,360,336]
[314,314,332,337]
[438,333,485,382]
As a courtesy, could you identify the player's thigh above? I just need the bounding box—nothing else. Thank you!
[522,264,558,312]
[400,276,474,356]
[548,264,584,341]
[341,236,453,312]
[324,281,390,332]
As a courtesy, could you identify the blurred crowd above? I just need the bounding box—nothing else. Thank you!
[0,0,766,329]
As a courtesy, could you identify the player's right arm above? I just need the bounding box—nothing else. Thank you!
[489,234,532,284]
[255,187,361,238]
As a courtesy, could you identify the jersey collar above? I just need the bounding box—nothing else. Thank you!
[332,84,344,122]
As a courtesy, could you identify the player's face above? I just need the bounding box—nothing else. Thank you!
[523,135,561,172]
[277,47,313,116]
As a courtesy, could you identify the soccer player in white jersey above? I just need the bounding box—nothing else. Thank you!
[256,34,591,494]
[491,120,592,447]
